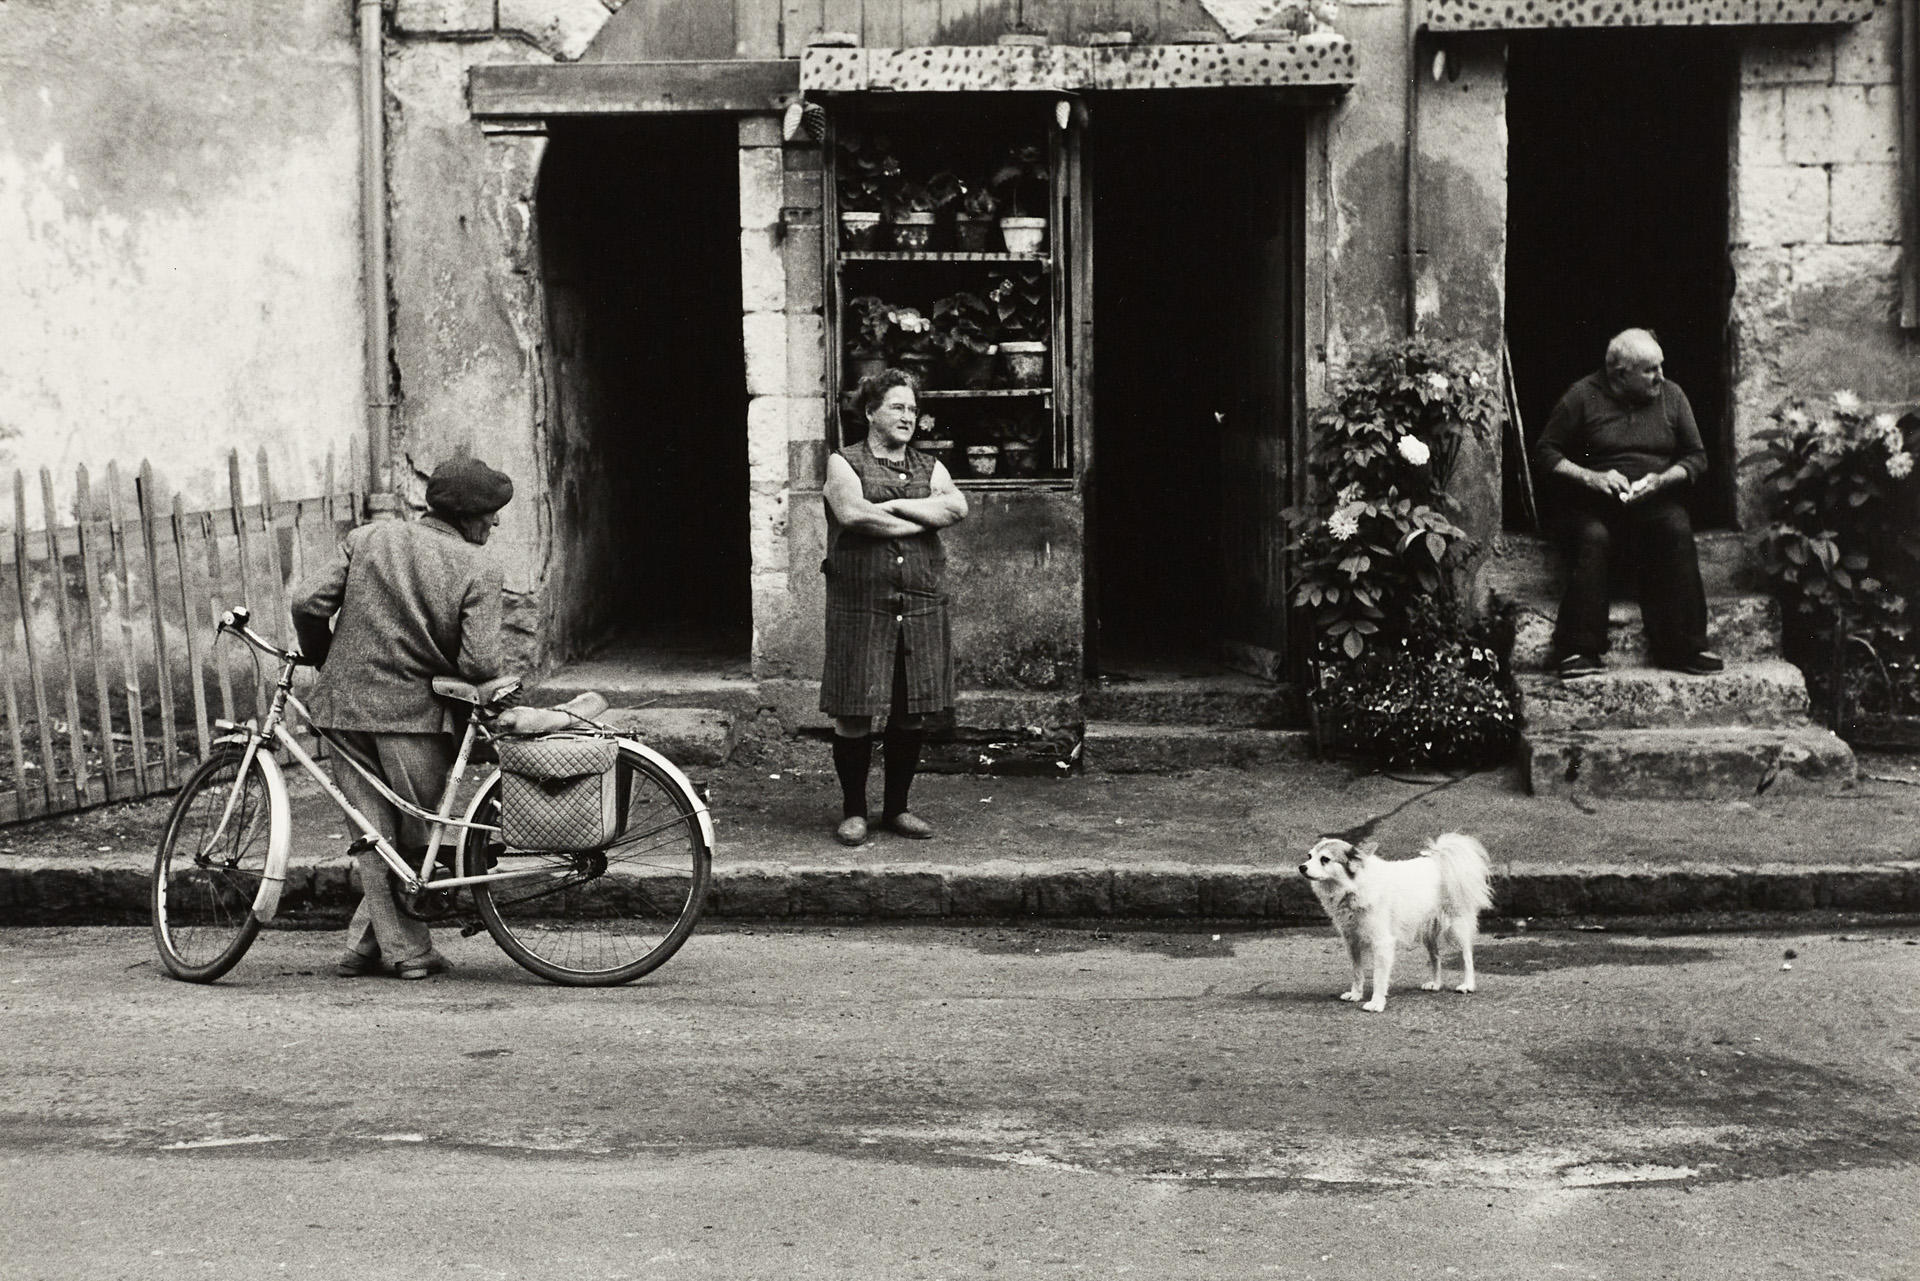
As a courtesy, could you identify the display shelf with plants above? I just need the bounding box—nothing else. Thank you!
[825,96,1078,484]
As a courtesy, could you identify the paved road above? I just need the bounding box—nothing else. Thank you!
[3,923,1917,1279]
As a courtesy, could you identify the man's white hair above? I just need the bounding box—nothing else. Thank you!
[1605,328,1663,370]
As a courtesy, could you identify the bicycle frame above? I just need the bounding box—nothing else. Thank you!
[202,617,557,914]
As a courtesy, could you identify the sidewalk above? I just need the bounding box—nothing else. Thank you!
[3,751,1917,926]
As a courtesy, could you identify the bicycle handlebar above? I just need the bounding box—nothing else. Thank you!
[218,606,313,667]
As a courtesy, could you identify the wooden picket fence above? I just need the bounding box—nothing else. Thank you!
[0,445,365,824]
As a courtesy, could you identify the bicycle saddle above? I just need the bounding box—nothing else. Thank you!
[431,675,521,709]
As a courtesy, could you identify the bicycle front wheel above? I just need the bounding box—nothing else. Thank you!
[151,745,277,982]
[465,743,712,986]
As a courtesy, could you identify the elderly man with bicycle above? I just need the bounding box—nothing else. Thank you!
[291,457,514,981]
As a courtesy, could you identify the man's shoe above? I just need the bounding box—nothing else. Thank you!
[1664,650,1725,676]
[334,949,382,978]
[883,811,935,839]
[1555,652,1605,679]
[394,952,451,981]
[835,816,870,847]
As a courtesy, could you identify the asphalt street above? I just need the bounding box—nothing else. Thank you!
[2,923,1917,1280]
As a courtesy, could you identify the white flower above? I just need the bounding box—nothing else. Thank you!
[1327,507,1361,541]
[1425,372,1450,398]
[1783,407,1811,432]
[1336,482,1363,505]
[1875,412,1904,451]
[1888,451,1914,479]
[1833,389,1862,414]
[1396,435,1432,466]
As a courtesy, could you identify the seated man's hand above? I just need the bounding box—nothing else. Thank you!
[1586,467,1632,498]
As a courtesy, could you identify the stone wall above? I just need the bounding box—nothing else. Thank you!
[1731,12,1918,528]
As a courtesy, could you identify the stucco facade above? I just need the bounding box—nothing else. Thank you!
[3,0,1913,732]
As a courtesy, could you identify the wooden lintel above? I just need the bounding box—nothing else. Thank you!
[468,60,801,118]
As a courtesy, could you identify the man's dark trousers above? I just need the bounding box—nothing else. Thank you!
[1551,485,1709,664]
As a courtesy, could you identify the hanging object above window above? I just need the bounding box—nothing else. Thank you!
[1423,0,1881,32]
[800,40,1357,94]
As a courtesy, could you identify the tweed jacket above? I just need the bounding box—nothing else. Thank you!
[290,516,505,733]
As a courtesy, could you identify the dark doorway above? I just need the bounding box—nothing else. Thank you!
[1505,30,1736,529]
[536,117,750,667]
[1089,95,1301,677]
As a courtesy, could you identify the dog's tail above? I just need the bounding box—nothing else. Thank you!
[1428,832,1494,918]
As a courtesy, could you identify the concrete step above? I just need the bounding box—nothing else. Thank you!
[1525,725,1856,799]
[1083,723,1313,773]
[1517,660,1812,731]
[525,666,763,716]
[1084,673,1304,728]
[597,707,737,768]
[1484,530,1754,601]
[1505,594,1782,672]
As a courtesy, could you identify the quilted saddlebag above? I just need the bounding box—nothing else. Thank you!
[496,734,621,851]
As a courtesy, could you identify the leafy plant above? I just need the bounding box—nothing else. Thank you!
[1282,339,1503,659]
[989,143,1049,217]
[930,291,996,360]
[1310,607,1518,769]
[987,272,1048,340]
[1752,391,1919,729]
[835,130,901,213]
[958,183,999,219]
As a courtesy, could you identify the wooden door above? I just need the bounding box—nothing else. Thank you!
[1216,107,1300,679]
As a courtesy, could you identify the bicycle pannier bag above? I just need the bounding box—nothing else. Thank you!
[495,734,621,850]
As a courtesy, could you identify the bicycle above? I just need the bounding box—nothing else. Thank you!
[150,606,714,987]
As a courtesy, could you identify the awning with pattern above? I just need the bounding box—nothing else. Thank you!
[1423,0,1881,32]
[799,39,1358,94]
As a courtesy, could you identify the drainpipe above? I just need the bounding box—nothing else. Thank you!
[358,0,402,518]
[1403,0,1422,336]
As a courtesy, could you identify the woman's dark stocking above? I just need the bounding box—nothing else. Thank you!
[831,732,873,820]
[881,723,924,822]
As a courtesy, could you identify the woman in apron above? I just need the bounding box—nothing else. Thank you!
[821,369,970,846]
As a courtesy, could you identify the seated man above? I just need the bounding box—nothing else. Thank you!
[1533,329,1723,680]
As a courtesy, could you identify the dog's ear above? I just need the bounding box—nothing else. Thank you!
[1355,841,1380,860]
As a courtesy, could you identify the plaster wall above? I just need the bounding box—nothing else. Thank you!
[0,0,365,521]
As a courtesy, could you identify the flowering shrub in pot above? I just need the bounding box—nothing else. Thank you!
[1284,339,1514,767]
[1753,392,1920,737]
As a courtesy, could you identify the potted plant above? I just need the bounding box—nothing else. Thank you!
[930,290,998,388]
[965,442,1001,477]
[953,183,999,252]
[835,130,900,249]
[990,144,1050,254]
[844,295,894,383]
[994,412,1045,477]
[913,412,954,469]
[988,272,1049,386]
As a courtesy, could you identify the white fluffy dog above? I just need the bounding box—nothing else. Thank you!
[1298,832,1493,1012]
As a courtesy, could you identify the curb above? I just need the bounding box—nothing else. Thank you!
[6,858,1919,927]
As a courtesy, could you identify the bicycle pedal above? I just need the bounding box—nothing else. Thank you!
[459,921,487,939]
[345,834,381,856]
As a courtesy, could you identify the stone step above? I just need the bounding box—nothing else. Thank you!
[525,667,763,716]
[1524,725,1856,799]
[1517,660,1812,731]
[1084,674,1304,728]
[1083,723,1313,773]
[1484,530,1754,601]
[596,708,737,768]
[1505,594,1782,671]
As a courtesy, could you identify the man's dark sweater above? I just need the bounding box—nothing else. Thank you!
[1534,371,1708,485]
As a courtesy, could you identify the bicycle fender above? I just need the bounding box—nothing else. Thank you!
[246,748,293,924]
[618,739,717,850]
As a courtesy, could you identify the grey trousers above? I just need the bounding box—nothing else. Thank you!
[330,729,456,965]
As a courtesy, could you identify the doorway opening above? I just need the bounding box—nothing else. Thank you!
[1089,94,1302,679]
[1505,29,1736,530]
[536,117,750,674]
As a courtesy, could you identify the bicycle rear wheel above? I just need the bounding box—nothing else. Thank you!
[151,746,275,982]
[465,743,711,986]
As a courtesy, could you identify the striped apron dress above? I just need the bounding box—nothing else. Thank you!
[819,441,955,718]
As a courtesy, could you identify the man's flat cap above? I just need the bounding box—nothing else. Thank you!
[425,458,514,517]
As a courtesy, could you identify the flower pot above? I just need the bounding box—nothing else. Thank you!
[890,211,936,251]
[965,444,1001,478]
[953,216,997,252]
[917,438,956,469]
[999,441,1038,477]
[839,210,882,249]
[998,340,1047,387]
[949,345,999,389]
[998,216,1047,255]
[848,353,888,384]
